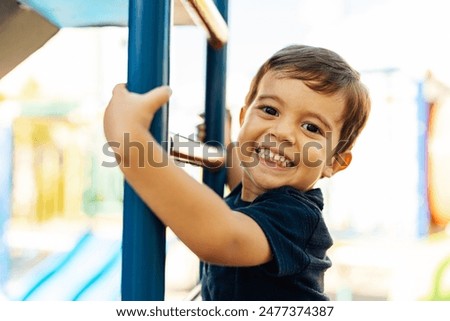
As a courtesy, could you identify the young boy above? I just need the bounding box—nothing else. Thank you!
[103,44,371,300]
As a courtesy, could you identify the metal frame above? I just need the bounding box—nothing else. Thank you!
[122,0,171,301]
[202,0,228,197]
[180,0,228,49]
[122,0,228,301]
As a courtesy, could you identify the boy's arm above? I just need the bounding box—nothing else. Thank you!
[104,84,270,267]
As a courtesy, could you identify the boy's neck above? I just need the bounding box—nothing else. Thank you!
[240,178,265,202]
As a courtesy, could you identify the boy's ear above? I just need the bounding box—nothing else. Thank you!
[239,106,248,126]
[323,151,352,178]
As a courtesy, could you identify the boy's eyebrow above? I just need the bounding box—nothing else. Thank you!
[257,94,334,131]
[256,94,285,105]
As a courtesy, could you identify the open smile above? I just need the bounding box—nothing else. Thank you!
[255,147,295,168]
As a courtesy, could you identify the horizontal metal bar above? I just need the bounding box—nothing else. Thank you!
[169,134,225,170]
[180,0,228,49]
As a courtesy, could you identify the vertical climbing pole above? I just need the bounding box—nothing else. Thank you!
[202,0,228,196]
[122,0,171,300]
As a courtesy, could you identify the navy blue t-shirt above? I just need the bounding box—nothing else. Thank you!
[201,184,333,301]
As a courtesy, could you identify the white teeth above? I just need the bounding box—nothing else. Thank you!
[256,147,293,168]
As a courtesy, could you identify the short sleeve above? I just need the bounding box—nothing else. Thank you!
[235,187,321,277]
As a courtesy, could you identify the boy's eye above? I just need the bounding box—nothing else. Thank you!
[302,123,321,134]
[261,106,278,116]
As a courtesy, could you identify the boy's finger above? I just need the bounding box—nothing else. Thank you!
[112,83,127,95]
[141,86,172,113]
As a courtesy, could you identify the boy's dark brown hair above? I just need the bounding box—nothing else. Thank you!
[244,44,371,154]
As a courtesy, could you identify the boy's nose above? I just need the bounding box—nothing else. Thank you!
[270,121,296,145]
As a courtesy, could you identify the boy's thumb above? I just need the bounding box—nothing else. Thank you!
[142,86,172,113]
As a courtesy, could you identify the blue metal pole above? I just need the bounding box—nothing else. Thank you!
[122,0,170,301]
[202,0,228,196]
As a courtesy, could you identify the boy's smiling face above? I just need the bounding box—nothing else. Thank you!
[237,71,350,201]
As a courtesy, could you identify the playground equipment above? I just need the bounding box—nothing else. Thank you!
[1,0,229,301]
[5,231,121,301]
[123,0,228,301]
[427,255,450,300]
[426,73,450,230]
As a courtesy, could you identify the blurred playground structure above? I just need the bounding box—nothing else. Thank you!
[1,0,450,301]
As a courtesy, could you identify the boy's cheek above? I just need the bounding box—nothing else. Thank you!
[299,143,328,169]
[237,142,257,167]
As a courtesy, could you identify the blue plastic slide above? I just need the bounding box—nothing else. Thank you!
[10,231,122,301]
